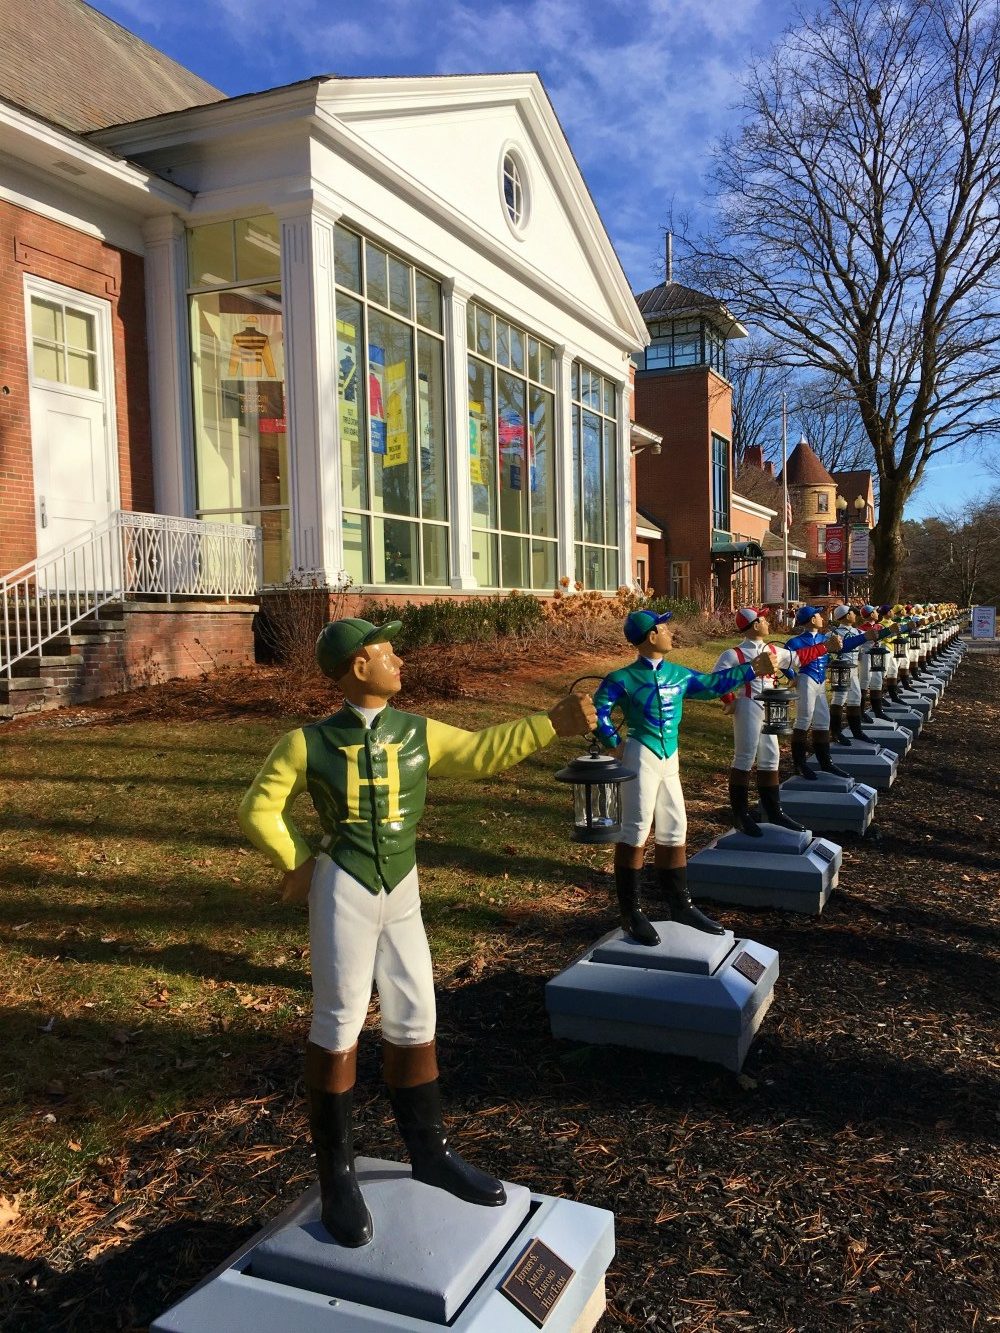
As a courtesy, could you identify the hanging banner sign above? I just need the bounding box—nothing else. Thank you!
[385,360,409,468]
[368,344,387,454]
[971,605,996,638]
[336,319,360,456]
[849,523,870,574]
[468,400,487,486]
[499,408,524,491]
[825,525,845,575]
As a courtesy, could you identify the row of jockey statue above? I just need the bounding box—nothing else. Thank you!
[236,600,959,1247]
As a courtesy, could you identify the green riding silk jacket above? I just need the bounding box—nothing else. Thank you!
[239,704,556,895]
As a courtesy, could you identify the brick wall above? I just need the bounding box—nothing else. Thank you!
[0,200,153,574]
[633,367,734,605]
[121,602,257,685]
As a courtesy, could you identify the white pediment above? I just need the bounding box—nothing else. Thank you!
[315,75,646,348]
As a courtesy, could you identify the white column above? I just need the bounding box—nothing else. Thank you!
[277,202,344,582]
[142,214,195,518]
[617,374,633,590]
[443,279,477,589]
[555,346,576,586]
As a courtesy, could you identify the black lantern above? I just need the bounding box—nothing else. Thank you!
[555,739,636,844]
[920,627,932,648]
[827,655,853,691]
[761,685,795,735]
[894,634,909,661]
[908,629,921,651]
[868,641,889,673]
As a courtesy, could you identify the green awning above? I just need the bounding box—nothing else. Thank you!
[711,539,765,559]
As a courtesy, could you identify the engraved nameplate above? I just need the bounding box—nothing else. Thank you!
[732,951,766,984]
[500,1238,574,1327]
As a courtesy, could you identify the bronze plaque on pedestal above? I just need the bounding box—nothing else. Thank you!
[732,951,766,984]
[500,1238,574,1326]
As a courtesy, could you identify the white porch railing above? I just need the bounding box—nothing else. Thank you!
[1,511,261,678]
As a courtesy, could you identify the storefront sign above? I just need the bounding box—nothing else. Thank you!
[765,569,784,603]
[468,400,487,486]
[971,605,996,638]
[825,525,845,575]
[385,360,409,467]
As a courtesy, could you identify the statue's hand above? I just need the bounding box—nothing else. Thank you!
[865,628,879,641]
[829,634,843,651]
[549,692,597,737]
[722,698,736,716]
[751,651,778,677]
[281,857,316,905]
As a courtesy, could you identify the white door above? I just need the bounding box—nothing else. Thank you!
[26,279,118,561]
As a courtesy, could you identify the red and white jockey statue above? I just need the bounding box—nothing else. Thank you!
[713,608,838,837]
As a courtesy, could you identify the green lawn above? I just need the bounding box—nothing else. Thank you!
[0,637,741,1226]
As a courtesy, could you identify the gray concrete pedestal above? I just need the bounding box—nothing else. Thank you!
[779,772,877,833]
[807,740,897,789]
[880,703,923,736]
[686,825,841,914]
[856,719,912,757]
[546,924,778,1073]
[152,1162,613,1332]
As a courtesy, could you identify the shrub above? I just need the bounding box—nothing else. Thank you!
[362,591,544,651]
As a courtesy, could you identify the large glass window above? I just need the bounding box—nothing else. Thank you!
[466,301,556,589]
[188,214,289,584]
[334,225,448,587]
[572,361,620,590]
[642,318,727,376]
[712,433,731,534]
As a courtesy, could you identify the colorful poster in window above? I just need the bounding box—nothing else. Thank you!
[499,408,524,491]
[385,360,409,468]
[226,315,278,379]
[369,344,386,454]
[469,400,487,486]
[337,319,360,455]
[220,379,284,429]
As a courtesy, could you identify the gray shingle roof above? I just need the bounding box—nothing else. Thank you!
[634,280,730,321]
[0,0,225,134]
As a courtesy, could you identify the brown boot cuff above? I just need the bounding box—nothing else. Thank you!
[756,770,780,789]
[382,1039,439,1089]
[728,767,753,788]
[305,1041,357,1094]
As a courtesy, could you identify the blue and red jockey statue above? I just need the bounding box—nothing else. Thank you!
[594,609,777,946]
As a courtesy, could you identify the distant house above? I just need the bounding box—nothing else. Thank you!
[1,0,649,713]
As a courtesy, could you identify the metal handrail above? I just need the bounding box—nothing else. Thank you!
[1,511,261,678]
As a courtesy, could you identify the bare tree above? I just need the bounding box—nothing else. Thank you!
[727,338,792,463]
[692,0,1000,602]
[901,495,1000,603]
[793,376,874,480]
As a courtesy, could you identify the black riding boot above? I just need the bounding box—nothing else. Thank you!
[813,730,851,779]
[728,768,762,837]
[307,1086,374,1247]
[757,772,805,832]
[614,864,659,945]
[846,706,867,740]
[887,679,902,703]
[829,703,852,745]
[388,1078,506,1207]
[870,689,887,718]
[791,733,817,780]
[657,864,725,935]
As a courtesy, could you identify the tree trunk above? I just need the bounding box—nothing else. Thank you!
[871,479,909,604]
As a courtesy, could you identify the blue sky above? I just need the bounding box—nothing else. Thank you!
[98,0,995,519]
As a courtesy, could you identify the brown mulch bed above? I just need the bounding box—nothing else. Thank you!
[2,656,999,1331]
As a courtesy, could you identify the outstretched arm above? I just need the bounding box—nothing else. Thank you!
[425,713,556,779]
[685,660,758,699]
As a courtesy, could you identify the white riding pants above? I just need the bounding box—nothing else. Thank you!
[308,854,436,1053]
[732,696,780,772]
[794,675,830,732]
[619,739,687,847]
